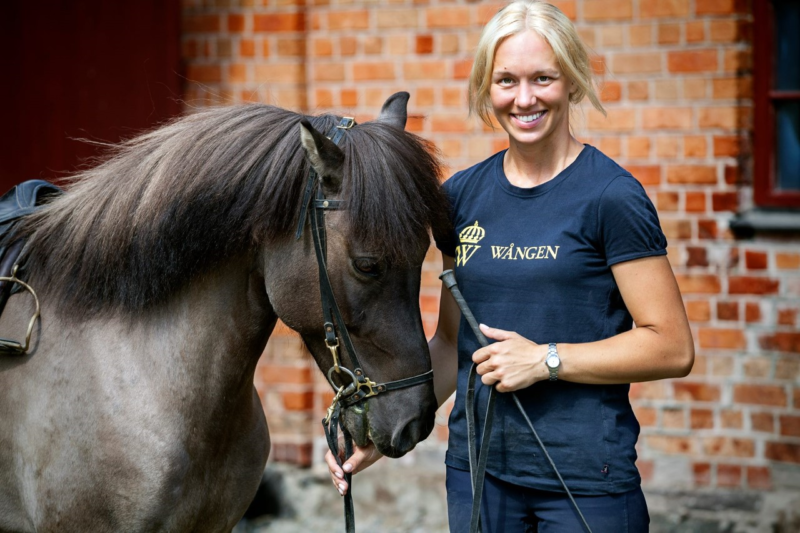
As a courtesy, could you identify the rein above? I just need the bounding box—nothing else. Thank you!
[440,270,594,533]
[296,117,434,533]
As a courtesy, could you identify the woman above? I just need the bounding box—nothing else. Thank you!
[326,1,694,531]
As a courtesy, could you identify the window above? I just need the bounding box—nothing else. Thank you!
[753,0,800,207]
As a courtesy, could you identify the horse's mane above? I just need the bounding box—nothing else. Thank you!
[12,105,451,318]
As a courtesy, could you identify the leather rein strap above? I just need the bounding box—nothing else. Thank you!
[440,270,593,533]
[296,117,434,533]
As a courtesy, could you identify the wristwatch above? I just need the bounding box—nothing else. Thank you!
[545,343,561,381]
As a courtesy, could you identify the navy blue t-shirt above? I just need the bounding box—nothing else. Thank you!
[436,145,667,495]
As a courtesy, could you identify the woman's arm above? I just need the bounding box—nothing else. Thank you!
[473,255,694,391]
[429,254,460,406]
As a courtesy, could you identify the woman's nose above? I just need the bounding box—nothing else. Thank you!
[515,82,536,108]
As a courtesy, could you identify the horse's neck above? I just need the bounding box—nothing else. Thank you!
[48,257,276,415]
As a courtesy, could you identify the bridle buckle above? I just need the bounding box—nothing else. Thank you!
[336,117,356,130]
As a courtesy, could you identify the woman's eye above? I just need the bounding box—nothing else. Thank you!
[536,76,551,83]
[353,258,381,277]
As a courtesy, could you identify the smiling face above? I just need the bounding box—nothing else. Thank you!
[490,30,575,150]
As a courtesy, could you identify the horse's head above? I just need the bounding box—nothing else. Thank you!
[262,93,448,458]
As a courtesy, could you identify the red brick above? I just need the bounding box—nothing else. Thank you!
[661,219,692,240]
[765,442,800,464]
[693,462,711,486]
[329,10,369,30]
[643,108,692,130]
[376,9,418,29]
[776,358,800,381]
[780,415,800,437]
[668,49,718,73]
[752,412,775,432]
[254,13,305,32]
[747,466,772,490]
[702,437,755,457]
[674,382,721,402]
[686,300,711,322]
[662,408,686,429]
[584,0,633,20]
[426,7,470,27]
[721,409,743,429]
[686,21,706,42]
[666,165,717,184]
[691,408,714,429]
[698,219,718,239]
[685,191,707,212]
[716,301,738,321]
[638,459,654,484]
[717,464,742,488]
[587,109,636,131]
[416,35,433,54]
[634,405,657,426]
[760,333,800,354]
[734,385,788,407]
[611,52,662,74]
[184,14,221,33]
[228,63,247,83]
[777,253,800,270]
[686,246,708,267]
[657,191,679,211]
[404,61,449,80]
[641,0,690,17]
[729,276,779,295]
[282,391,314,411]
[340,36,357,56]
[240,38,255,57]
[187,64,222,83]
[713,135,741,157]
[699,107,743,129]
[454,59,473,80]
[353,62,395,81]
[255,63,305,84]
[626,165,661,185]
[277,38,305,57]
[711,191,738,212]
[698,328,745,350]
[658,23,681,44]
[676,274,721,294]
[696,0,748,15]
[271,442,312,467]
[743,250,768,270]
[646,435,693,454]
[629,381,667,400]
[777,308,798,326]
[600,81,622,102]
[745,302,762,323]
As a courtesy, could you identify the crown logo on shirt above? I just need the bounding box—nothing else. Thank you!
[459,221,485,244]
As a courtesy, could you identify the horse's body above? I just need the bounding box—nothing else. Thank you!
[0,94,450,532]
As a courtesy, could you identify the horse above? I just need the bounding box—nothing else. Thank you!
[0,92,451,532]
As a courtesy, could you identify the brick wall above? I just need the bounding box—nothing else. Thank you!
[181,0,799,505]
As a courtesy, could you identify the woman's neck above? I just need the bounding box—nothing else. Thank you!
[503,133,584,189]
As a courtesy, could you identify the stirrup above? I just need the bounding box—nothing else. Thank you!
[0,265,40,355]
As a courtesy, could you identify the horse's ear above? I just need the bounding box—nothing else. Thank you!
[375,92,409,130]
[299,119,345,191]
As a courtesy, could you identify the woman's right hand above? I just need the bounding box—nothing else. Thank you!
[325,442,383,496]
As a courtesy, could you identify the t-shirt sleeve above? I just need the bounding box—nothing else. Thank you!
[598,174,667,266]
[435,176,458,257]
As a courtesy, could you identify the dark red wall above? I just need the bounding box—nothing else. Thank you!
[1,0,183,191]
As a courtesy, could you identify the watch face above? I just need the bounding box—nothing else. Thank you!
[546,356,559,369]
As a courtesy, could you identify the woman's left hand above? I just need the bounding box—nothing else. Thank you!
[472,324,548,392]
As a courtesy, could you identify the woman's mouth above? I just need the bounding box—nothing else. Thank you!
[513,110,546,126]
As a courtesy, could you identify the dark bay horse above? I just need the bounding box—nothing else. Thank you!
[0,93,450,532]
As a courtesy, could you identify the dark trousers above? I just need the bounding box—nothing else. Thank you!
[446,466,650,533]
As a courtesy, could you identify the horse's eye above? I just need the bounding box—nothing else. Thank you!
[353,258,381,277]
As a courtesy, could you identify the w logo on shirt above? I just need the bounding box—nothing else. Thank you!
[455,221,485,267]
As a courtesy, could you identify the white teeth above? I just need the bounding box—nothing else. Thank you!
[517,111,545,122]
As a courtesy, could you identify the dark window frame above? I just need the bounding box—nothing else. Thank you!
[753,0,800,208]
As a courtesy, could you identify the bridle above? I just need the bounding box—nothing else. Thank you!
[295,116,434,533]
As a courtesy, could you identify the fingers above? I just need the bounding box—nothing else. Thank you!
[326,443,384,496]
[325,449,348,496]
[479,323,519,341]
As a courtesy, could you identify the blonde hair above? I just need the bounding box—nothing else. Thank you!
[468,0,605,126]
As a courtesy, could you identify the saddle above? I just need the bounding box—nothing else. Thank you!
[0,180,62,353]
